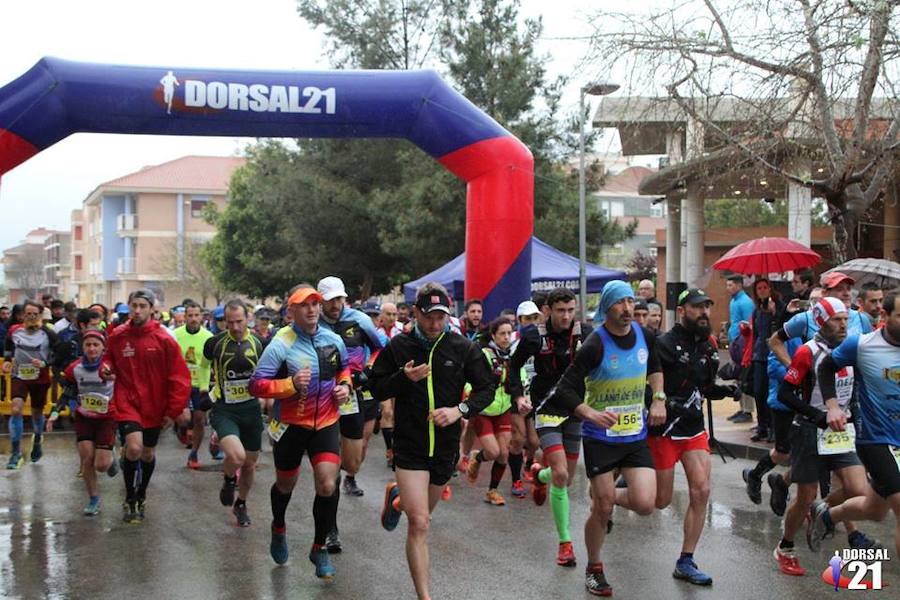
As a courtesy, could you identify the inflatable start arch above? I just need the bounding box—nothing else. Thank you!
[0,58,533,316]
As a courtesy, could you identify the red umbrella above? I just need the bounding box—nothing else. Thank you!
[713,237,821,275]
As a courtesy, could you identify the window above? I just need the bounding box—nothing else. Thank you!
[191,196,210,218]
[74,225,83,241]
[651,203,666,218]
[74,255,83,270]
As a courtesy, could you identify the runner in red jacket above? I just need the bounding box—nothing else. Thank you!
[107,288,191,524]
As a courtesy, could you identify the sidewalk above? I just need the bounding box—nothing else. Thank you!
[706,397,772,462]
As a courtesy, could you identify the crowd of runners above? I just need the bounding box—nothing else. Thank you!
[1,273,898,599]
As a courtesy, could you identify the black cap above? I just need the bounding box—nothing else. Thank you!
[678,288,714,307]
[415,290,451,314]
[634,299,649,311]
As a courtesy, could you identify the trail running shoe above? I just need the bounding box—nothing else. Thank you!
[531,464,547,506]
[673,557,713,585]
[270,526,288,564]
[381,482,402,531]
[767,472,789,517]
[485,489,506,506]
[557,541,576,567]
[233,502,251,527]
[83,497,102,516]
[343,476,364,497]
[309,546,336,580]
[806,500,833,552]
[585,563,612,596]
[511,480,527,498]
[773,545,806,576]
[6,452,24,470]
[325,527,342,554]
[742,467,762,504]
[220,476,237,506]
[30,442,43,463]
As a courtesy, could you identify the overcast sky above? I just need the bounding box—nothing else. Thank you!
[0,0,620,252]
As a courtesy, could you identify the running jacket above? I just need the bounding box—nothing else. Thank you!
[249,324,351,430]
[106,319,192,427]
[370,328,495,461]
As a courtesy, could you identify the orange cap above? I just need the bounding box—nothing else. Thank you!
[288,287,323,306]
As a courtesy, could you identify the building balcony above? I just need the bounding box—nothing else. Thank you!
[117,257,136,275]
[116,213,138,236]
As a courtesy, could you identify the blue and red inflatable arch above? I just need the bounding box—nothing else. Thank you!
[0,58,533,316]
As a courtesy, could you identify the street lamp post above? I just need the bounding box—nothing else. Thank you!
[579,81,619,319]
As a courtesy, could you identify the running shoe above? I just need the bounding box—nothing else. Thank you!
[187,453,201,470]
[220,476,237,506]
[773,545,805,576]
[106,457,119,478]
[466,454,481,484]
[209,435,223,460]
[726,409,745,421]
[742,467,762,504]
[511,480,527,498]
[176,427,189,447]
[441,485,452,501]
[84,497,102,516]
[458,455,470,473]
[233,502,251,527]
[485,489,506,506]
[270,526,289,564]
[30,442,43,463]
[123,501,143,524]
[136,499,146,519]
[6,452,24,470]
[531,464,547,506]
[309,546,336,580]
[806,500,832,552]
[522,464,534,483]
[585,562,612,596]
[848,530,883,550]
[325,526,342,554]
[731,411,752,423]
[673,557,713,585]
[557,541,576,567]
[342,476,364,497]
[767,472,789,517]
[381,482,402,531]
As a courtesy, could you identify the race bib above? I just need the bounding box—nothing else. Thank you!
[535,413,567,429]
[338,395,360,416]
[267,419,288,442]
[607,404,644,437]
[223,378,252,404]
[817,423,855,456]
[17,364,39,381]
[80,393,110,415]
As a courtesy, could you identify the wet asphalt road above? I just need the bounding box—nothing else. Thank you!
[0,430,896,600]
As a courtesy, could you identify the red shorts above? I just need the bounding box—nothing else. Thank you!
[10,379,50,410]
[74,413,117,449]
[472,411,512,438]
[648,431,711,470]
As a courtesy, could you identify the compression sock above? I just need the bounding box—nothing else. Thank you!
[313,492,340,546]
[270,484,293,530]
[508,451,523,483]
[10,415,23,450]
[538,466,552,485]
[549,484,571,543]
[751,454,776,477]
[123,459,140,501]
[489,462,507,489]
[137,458,155,499]
[381,427,393,450]
[31,414,44,444]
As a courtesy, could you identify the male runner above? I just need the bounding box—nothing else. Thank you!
[174,301,214,468]
[377,302,403,468]
[205,299,266,527]
[250,285,351,579]
[509,287,592,567]
[372,282,495,600]
[108,289,192,523]
[550,280,666,596]
[3,300,59,469]
[808,290,900,560]
[317,276,387,550]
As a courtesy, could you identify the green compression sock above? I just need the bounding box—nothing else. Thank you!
[549,484,571,543]
[538,466,552,484]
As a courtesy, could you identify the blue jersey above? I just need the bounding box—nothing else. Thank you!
[783,306,871,342]
[829,331,900,446]
[729,290,754,343]
[582,325,650,444]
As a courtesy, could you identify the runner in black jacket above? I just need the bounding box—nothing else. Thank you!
[371,283,494,600]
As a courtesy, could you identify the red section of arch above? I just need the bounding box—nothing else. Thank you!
[0,129,38,176]
[439,136,534,303]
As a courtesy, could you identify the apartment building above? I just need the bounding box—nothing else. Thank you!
[73,155,246,307]
[594,166,664,265]
[42,230,72,300]
[1,227,60,304]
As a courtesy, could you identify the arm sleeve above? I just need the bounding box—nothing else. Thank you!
[164,334,192,419]
[248,338,297,400]
[462,342,496,414]
[547,332,604,414]
[369,341,410,401]
[507,328,539,398]
[777,379,826,426]
[202,334,217,361]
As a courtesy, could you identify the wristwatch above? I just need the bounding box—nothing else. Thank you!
[652,391,667,402]
[457,402,470,417]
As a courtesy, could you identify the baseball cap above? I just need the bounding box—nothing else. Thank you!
[516,300,541,318]
[678,288,714,306]
[820,271,855,290]
[289,287,323,306]
[634,299,649,311]
[115,302,129,315]
[212,306,225,320]
[360,301,381,316]
[812,297,847,327]
[415,289,451,314]
[317,276,348,301]
[128,288,157,306]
